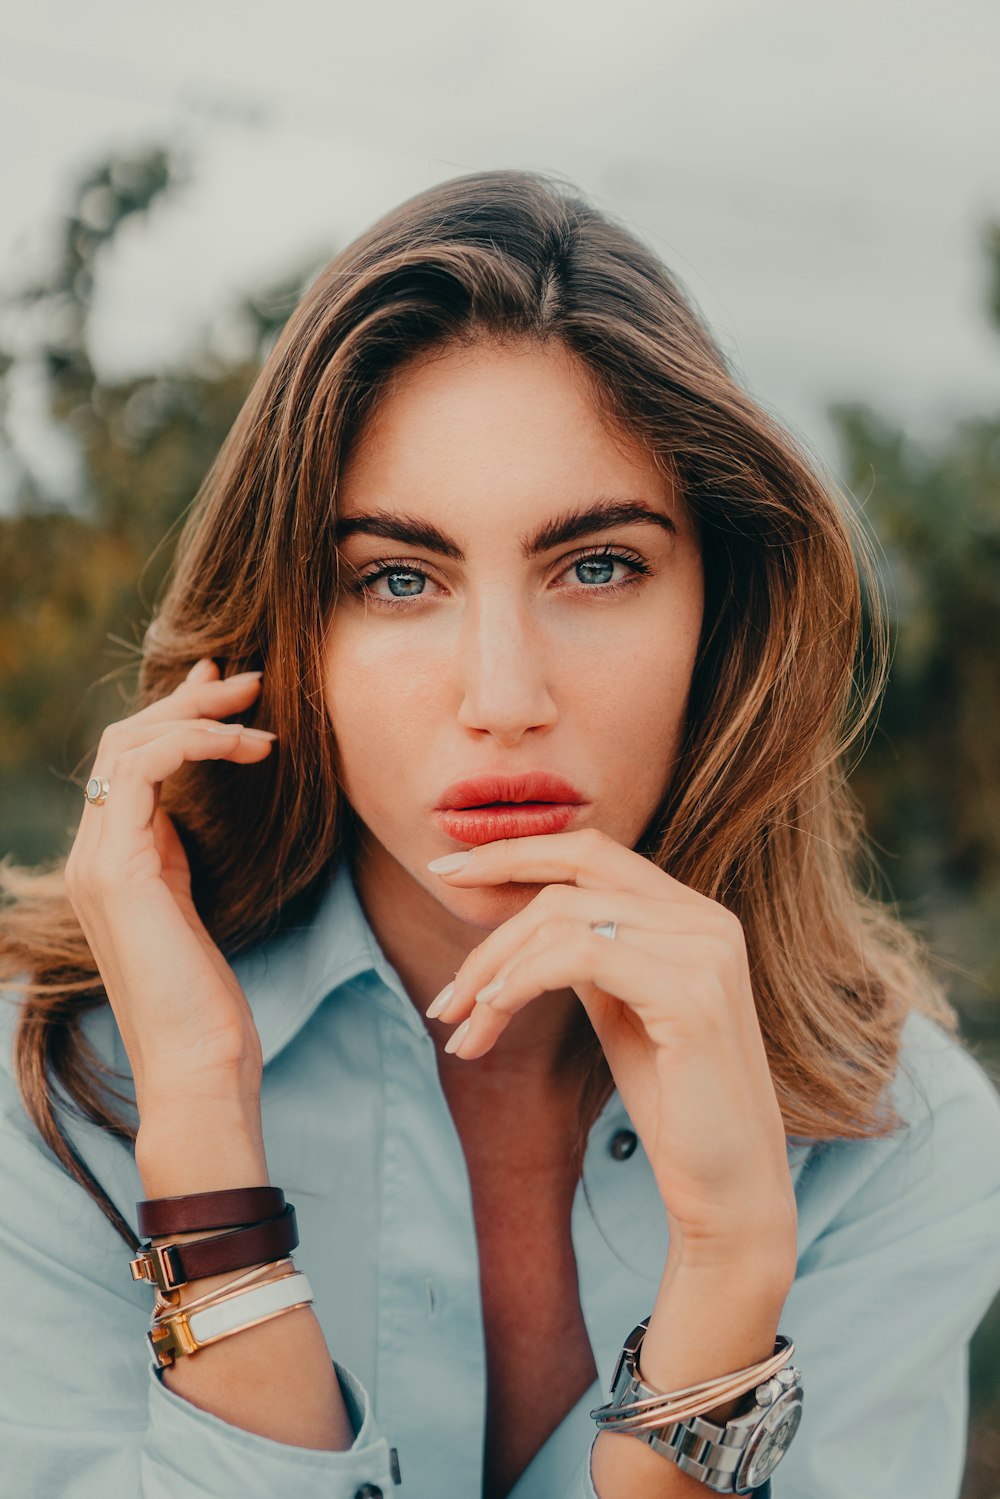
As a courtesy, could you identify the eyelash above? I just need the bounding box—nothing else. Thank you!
[347,544,652,611]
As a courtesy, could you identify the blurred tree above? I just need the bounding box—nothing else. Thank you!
[827,224,1000,1499]
[830,227,1000,1030]
[0,147,326,861]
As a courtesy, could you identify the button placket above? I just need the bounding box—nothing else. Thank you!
[373,1005,487,1496]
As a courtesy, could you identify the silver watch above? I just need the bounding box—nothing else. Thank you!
[594,1319,803,1494]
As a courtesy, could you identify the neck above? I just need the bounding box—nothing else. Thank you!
[349,842,593,1086]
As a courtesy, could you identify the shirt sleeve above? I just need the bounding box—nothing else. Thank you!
[768,1018,1000,1498]
[0,1088,397,1499]
[565,1016,1000,1499]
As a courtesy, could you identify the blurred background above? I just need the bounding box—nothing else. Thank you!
[1,0,998,1489]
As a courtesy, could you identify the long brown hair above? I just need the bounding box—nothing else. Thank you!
[1,168,958,1252]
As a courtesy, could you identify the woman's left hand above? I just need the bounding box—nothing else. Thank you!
[426,827,797,1272]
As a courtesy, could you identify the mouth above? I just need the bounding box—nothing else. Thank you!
[433,772,588,846]
[435,771,586,812]
[432,802,585,845]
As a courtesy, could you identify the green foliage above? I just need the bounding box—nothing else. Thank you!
[830,340,1000,1024]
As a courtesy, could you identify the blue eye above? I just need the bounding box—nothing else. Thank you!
[349,544,651,610]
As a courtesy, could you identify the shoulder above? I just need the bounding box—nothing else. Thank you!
[0,976,137,1230]
[794,1008,1000,1262]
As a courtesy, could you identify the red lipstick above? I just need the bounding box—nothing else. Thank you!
[433,772,587,846]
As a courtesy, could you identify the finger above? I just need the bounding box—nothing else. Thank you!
[91,725,275,877]
[126,659,265,731]
[427,885,707,1024]
[429,826,700,906]
[443,929,692,1060]
[94,715,275,760]
[76,717,276,853]
[187,657,219,683]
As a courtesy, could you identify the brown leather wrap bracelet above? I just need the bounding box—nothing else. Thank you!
[137,1186,286,1237]
[130,1203,298,1293]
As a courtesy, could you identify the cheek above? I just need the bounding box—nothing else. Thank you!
[572,595,701,723]
[322,624,440,803]
[577,647,693,779]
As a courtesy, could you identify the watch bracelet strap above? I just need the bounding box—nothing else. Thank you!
[137,1185,285,1236]
[148,1270,314,1368]
[130,1203,298,1291]
[641,1370,803,1496]
[644,1415,753,1494]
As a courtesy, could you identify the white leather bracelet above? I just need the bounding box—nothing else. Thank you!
[188,1270,314,1345]
[148,1269,316,1366]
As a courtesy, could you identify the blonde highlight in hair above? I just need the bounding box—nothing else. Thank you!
[1,169,957,1247]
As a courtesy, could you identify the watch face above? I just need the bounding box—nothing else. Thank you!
[737,1388,803,1489]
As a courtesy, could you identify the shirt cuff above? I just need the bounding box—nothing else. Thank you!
[141,1356,397,1498]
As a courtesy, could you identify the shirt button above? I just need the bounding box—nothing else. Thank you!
[353,1487,384,1499]
[610,1128,637,1160]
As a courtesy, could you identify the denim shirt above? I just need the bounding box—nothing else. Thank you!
[2,856,1000,1499]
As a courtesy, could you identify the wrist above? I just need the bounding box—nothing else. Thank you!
[665,1220,797,1293]
[135,1106,269,1200]
[636,1256,791,1420]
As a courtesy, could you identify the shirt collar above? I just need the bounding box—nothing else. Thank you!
[228,856,816,1174]
[228,857,425,1066]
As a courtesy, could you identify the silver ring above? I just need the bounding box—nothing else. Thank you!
[590,920,617,941]
[84,776,110,806]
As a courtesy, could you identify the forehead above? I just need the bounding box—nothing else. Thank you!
[337,338,683,531]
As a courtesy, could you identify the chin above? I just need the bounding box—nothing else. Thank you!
[431,879,540,931]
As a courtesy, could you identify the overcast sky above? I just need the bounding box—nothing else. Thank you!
[2,0,998,489]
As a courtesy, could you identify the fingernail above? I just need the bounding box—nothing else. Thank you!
[444,1018,472,1054]
[206,723,244,734]
[227,670,264,683]
[426,981,455,1019]
[474,977,504,1005]
[188,658,216,680]
[240,727,278,740]
[427,852,473,873]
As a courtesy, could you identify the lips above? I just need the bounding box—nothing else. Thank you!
[435,771,586,811]
[433,772,588,846]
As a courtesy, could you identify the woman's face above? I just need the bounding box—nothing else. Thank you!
[323,336,704,933]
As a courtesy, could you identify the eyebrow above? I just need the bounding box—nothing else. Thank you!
[334,496,677,560]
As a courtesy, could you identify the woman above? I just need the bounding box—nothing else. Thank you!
[1,169,999,1499]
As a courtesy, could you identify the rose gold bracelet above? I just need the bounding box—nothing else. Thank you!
[151,1257,295,1321]
[593,1335,796,1432]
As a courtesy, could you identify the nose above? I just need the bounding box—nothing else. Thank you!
[454,587,558,744]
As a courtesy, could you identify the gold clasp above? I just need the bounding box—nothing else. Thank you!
[147,1310,199,1368]
[130,1242,185,1293]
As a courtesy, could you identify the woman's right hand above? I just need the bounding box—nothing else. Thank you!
[64,656,278,1126]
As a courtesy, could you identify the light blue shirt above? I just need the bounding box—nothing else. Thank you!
[2,856,1000,1499]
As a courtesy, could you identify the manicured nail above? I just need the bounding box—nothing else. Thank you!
[240,727,278,740]
[426,981,455,1019]
[427,851,474,873]
[444,1018,472,1054]
[474,976,504,1005]
[227,670,264,683]
[206,723,244,734]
